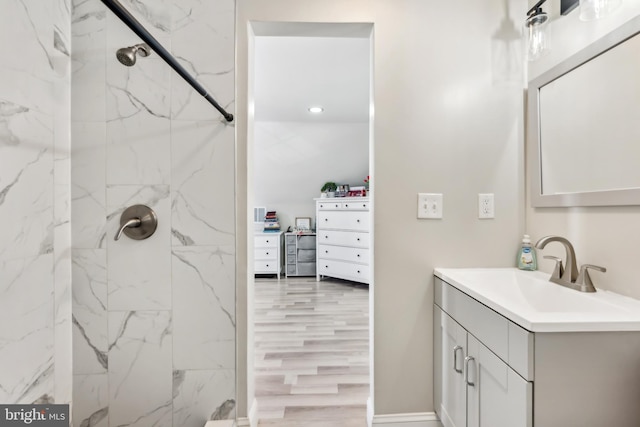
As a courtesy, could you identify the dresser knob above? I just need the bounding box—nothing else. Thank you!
[325,235,328,239]
[356,219,360,223]
[325,250,328,253]
[357,254,360,257]
[357,238,360,241]
[345,204,349,208]
[357,270,361,274]
[266,252,269,255]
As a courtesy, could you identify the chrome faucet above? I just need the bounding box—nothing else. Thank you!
[535,235,606,293]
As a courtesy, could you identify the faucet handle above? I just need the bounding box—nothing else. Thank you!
[543,255,564,280]
[576,264,606,292]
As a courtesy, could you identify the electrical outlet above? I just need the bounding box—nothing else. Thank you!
[418,193,443,219]
[478,193,494,219]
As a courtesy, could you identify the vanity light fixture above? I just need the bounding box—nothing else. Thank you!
[579,0,622,21]
[308,106,324,113]
[525,0,550,61]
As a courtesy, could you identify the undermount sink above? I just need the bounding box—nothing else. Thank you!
[434,268,640,332]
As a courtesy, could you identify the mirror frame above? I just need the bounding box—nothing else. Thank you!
[528,15,640,207]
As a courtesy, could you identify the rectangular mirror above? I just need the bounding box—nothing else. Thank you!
[529,16,640,207]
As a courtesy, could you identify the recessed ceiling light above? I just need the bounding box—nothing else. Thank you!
[308,106,324,114]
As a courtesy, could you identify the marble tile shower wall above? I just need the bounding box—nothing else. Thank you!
[71,0,235,426]
[0,0,72,406]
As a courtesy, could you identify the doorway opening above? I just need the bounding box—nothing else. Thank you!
[247,21,374,426]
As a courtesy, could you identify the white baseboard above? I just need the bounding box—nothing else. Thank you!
[235,398,258,427]
[371,411,442,427]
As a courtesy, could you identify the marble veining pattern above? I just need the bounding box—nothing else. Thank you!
[0,255,55,404]
[171,121,235,247]
[173,369,236,427]
[73,374,109,427]
[108,310,173,427]
[172,246,236,370]
[72,249,108,374]
[254,277,369,427]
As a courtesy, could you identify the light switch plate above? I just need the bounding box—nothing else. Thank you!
[478,193,494,219]
[418,193,443,219]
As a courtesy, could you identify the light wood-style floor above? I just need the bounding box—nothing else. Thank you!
[254,276,370,427]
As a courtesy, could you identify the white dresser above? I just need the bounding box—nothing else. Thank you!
[315,197,370,284]
[254,231,284,278]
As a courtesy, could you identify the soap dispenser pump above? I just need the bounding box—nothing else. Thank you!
[517,234,537,271]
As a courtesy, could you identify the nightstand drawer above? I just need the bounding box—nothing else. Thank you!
[255,235,279,247]
[255,248,277,260]
[255,261,277,272]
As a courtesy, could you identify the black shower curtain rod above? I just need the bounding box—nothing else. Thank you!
[100,0,234,122]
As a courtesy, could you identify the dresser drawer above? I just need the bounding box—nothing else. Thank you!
[317,230,369,248]
[318,244,368,264]
[255,235,279,247]
[286,244,296,255]
[318,201,343,210]
[255,261,278,272]
[318,259,369,282]
[317,211,369,231]
[255,248,277,260]
[342,201,369,210]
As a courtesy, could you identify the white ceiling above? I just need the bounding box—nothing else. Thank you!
[253,29,371,123]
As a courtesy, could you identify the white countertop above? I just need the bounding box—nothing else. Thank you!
[434,267,640,332]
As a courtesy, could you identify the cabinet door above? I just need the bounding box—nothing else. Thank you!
[466,335,532,427]
[435,307,467,427]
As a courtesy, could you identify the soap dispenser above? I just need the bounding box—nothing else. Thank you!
[517,234,537,271]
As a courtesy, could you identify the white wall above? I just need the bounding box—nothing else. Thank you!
[0,0,71,405]
[254,121,369,231]
[237,0,526,418]
[526,0,640,300]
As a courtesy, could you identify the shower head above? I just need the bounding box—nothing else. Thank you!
[116,43,151,66]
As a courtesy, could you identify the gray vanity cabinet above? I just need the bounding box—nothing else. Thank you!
[434,277,532,427]
[434,305,531,427]
[434,274,640,427]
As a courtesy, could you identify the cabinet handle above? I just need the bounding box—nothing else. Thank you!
[325,250,328,253]
[266,240,269,243]
[357,270,361,273]
[325,218,328,222]
[266,252,269,255]
[357,237,360,241]
[345,204,349,208]
[325,235,328,239]
[357,254,360,257]
[453,346,463,374]
[464,356,476,387]
[357,219,360,223]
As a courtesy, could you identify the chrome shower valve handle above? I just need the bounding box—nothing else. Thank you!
[114,204,158,241]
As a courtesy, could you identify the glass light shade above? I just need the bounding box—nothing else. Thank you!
[526,15,549,62]
[579,0,622,21]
